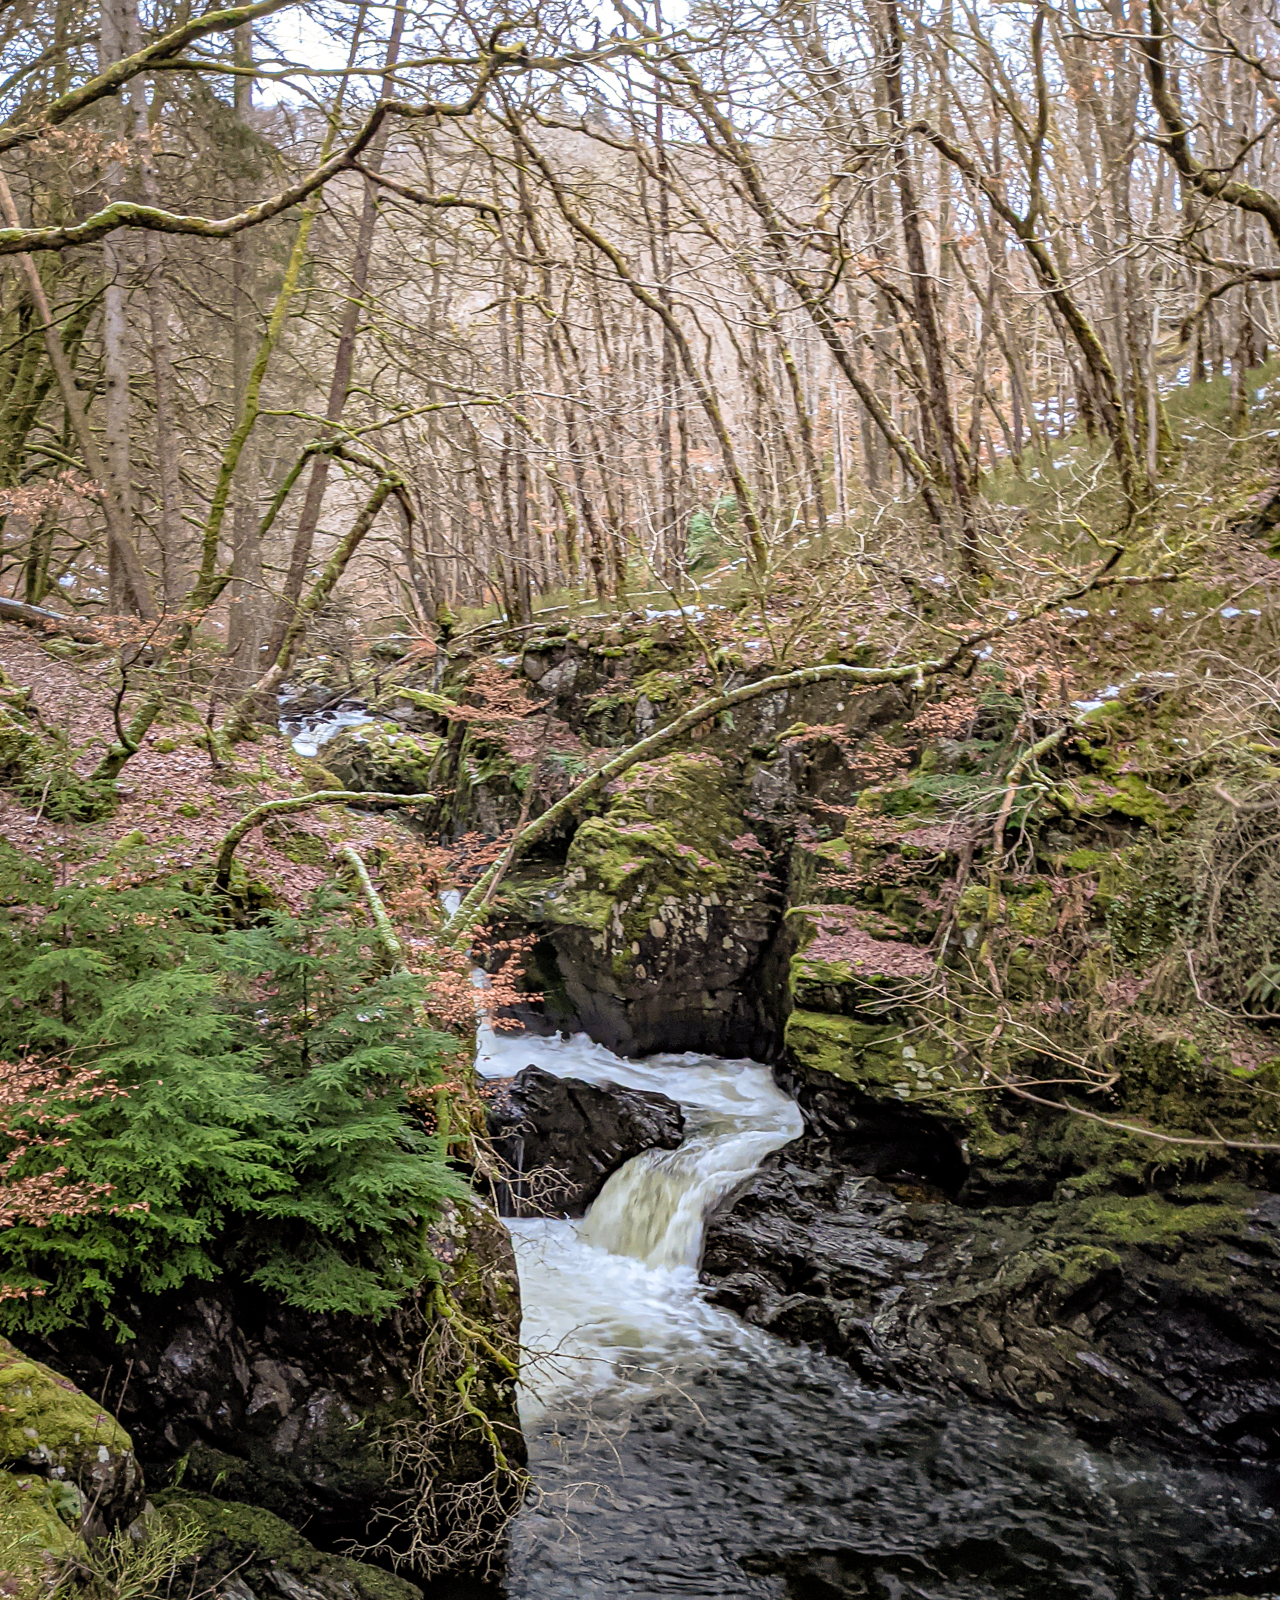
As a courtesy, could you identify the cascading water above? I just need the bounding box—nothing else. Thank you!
[469,1025,1280,1600]
[473,1031,802,1421]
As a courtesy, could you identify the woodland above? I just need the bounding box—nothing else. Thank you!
[1,0,1280,1593]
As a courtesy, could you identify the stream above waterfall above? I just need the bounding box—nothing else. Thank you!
[459,1028,1280,1600]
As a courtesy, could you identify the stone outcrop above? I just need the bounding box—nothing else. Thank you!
[703,1133,1280,1459]
[486,1065,684,1216]
[541,752,785,1057]
[321,720,442,795]
[700,825,1280,1463]
[33,1202,523,1548]
[275,604,1280,1472]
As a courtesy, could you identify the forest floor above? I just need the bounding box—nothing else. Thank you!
[0,625,403,910]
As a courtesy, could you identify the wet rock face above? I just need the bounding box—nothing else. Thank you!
[34,1205,523,1546]
[486,1065,684,1216]
[39,1292,424,1539]
[702,1136,1280,1462]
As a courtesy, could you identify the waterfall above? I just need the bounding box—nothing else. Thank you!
[494,1038,802,1418]
[437,899,1280,1596]
[579,1122,796,1268]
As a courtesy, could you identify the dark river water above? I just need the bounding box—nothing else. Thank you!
[507,1331,1280,1600]
[437,1030,1280,1600]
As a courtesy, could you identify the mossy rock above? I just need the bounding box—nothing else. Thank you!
[1067,773,1180,829]
[1066,1191,1242,1250]
[0,1468,82,1572]
[785,1007,955,1107]
[0,704,42,784]
[155,1493,421,1600]
[287,752,345,793]
[786,908,937,1018]
[0,1339,142,1530]
[545,750,768,987]
[323,722,442,795]
[0,703,115,821]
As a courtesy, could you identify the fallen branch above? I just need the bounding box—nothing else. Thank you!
[0,596,104,643]
[339,843,405,967]
[212,788,433,890]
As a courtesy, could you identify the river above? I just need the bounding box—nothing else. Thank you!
[463,1025,1280,1600]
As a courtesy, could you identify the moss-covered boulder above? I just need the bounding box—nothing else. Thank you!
[0,702,43,785]
[156,1494,421,1600]
[322,721,442,795]
[0,1338,142,1532]
[785,1008,953,1106]
[0,682,115,821]
[542,752,783,1055]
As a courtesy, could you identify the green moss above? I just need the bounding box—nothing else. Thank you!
[961,1107,1024,1165]
[0,1338,135,1492]
[0,1468,81,1573]
[546,752,758,976]
[955,884,988,928]
[155,1494,421,1600]
[1062,847,1109,871]
[1009,887,1055,936]
[0,705,43,783]
[324,722,441,794]
[1070,1192,1240,1246]
[785,1008,952,1103]
[1050,1243,1122,1297]
[633,669,687,703]
[392,685,457,718]
[1070,774,1178,828]
[288,752,345,792]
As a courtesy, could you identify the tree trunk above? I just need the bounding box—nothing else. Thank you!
[263,1,403,658]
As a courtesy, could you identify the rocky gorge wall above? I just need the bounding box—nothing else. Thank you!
[305,594,1280,1467]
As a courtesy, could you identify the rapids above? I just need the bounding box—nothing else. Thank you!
[464,1026,1280,1600]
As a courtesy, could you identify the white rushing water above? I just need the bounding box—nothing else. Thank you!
[473,1024,802,1423]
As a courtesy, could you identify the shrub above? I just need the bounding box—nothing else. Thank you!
[0,849,466,1336]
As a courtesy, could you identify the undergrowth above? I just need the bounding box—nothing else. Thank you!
[0,845,467,1336]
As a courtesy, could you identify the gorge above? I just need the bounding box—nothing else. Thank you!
[5,1,1280,1585]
